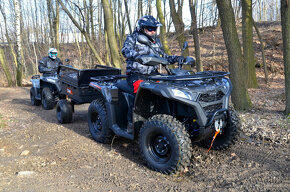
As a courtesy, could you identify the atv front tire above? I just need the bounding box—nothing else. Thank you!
[30,87,41,106]
[200,108,240,150]
[88,99,113,144]
[139,114,192,174]
[56,99,73,124]
[41,87,55,110]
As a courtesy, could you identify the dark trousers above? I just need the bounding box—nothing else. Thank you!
[126,73,148,123]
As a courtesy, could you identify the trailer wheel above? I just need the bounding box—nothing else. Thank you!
[30,88,41,106]
[42,87,55,110]
[56,99,73,124]
[88,99,113,143]
[200,107,240,150]
[139,114,192,174]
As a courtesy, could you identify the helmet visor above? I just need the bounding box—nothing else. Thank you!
[145,27,157,32]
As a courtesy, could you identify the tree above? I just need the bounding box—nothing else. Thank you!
[0,48,13,86]
[54,1,60,51]
[14,0,22,86]
[281,0,290,115]
[124,0,132,34]
[242,0,258,88]
[168,0,189,56]
[138,0,143,19]
[101,0,122,68]
[216,0,252,110]
[156,0,171,55]
[252,19,268,84]
[189,0,203,72]
[0,3,17,70]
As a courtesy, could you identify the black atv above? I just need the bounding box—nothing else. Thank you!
[87,35,240,174]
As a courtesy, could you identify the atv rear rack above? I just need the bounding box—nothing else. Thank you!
[90,74,127,82]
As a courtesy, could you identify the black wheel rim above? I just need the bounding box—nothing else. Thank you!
[91,111,102,135]
[147,131,171,163]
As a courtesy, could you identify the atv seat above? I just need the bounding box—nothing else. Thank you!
[116,80,134,94]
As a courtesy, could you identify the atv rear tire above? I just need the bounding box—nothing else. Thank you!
[41,87,55,110]
[88,99,113,144]
[200,107,240,150]
[56,99,73,124]
[30,88,41,106]
[139,114,192,174]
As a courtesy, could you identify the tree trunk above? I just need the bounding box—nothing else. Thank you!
[105,30,111,66]
[138,0,143,19]
[57,0,105,66]
[47,0,54,45]
[124,0,132,34]
[102,0,122,68]
[281,0,290,115]
[14,0,23,86]
[242,0,258,88]
[156,0,171,55]
[0,48,13,87]
[89,0,95,41]
[216,0,252,110]
[148,0,152,15]
[168,0,189,56]
[252,19,268,84]
[54,1,60,51]
[0,4,18,69]
[189,0,203,71]
[98,1,103,46]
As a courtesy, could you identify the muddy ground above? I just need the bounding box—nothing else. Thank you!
[0,86,289,192]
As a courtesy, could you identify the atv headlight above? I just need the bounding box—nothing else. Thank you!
[172,89,196,100]
[222,78,231,94]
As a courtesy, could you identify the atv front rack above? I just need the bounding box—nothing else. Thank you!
[148,71,230,81]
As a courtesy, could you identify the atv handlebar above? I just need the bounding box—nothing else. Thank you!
[135,55,169,66]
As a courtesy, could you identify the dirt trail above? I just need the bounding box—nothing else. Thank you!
[0,87,289,192]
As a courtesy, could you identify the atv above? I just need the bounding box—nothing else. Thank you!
[30,59,70,110]
[87,35,240,174]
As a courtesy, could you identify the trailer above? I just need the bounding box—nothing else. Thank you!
[56,65,121,123]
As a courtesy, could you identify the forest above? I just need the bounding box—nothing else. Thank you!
[0,0,288,114]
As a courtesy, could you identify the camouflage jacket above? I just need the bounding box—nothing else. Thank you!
[121,30,178,75]
[38,56,63,74]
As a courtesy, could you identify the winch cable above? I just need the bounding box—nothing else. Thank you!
[207,129,220,152]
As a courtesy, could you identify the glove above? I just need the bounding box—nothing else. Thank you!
[177,56,185,64]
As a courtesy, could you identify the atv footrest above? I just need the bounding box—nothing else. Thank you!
[112,124,134,140]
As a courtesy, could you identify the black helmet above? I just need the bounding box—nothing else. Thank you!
[137,15,162,40]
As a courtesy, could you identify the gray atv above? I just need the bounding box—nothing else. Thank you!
[87,35,241,174]
[30,61,69,110]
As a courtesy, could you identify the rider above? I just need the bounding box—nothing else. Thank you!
[121,15,184,133]
[39,48,63,75]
